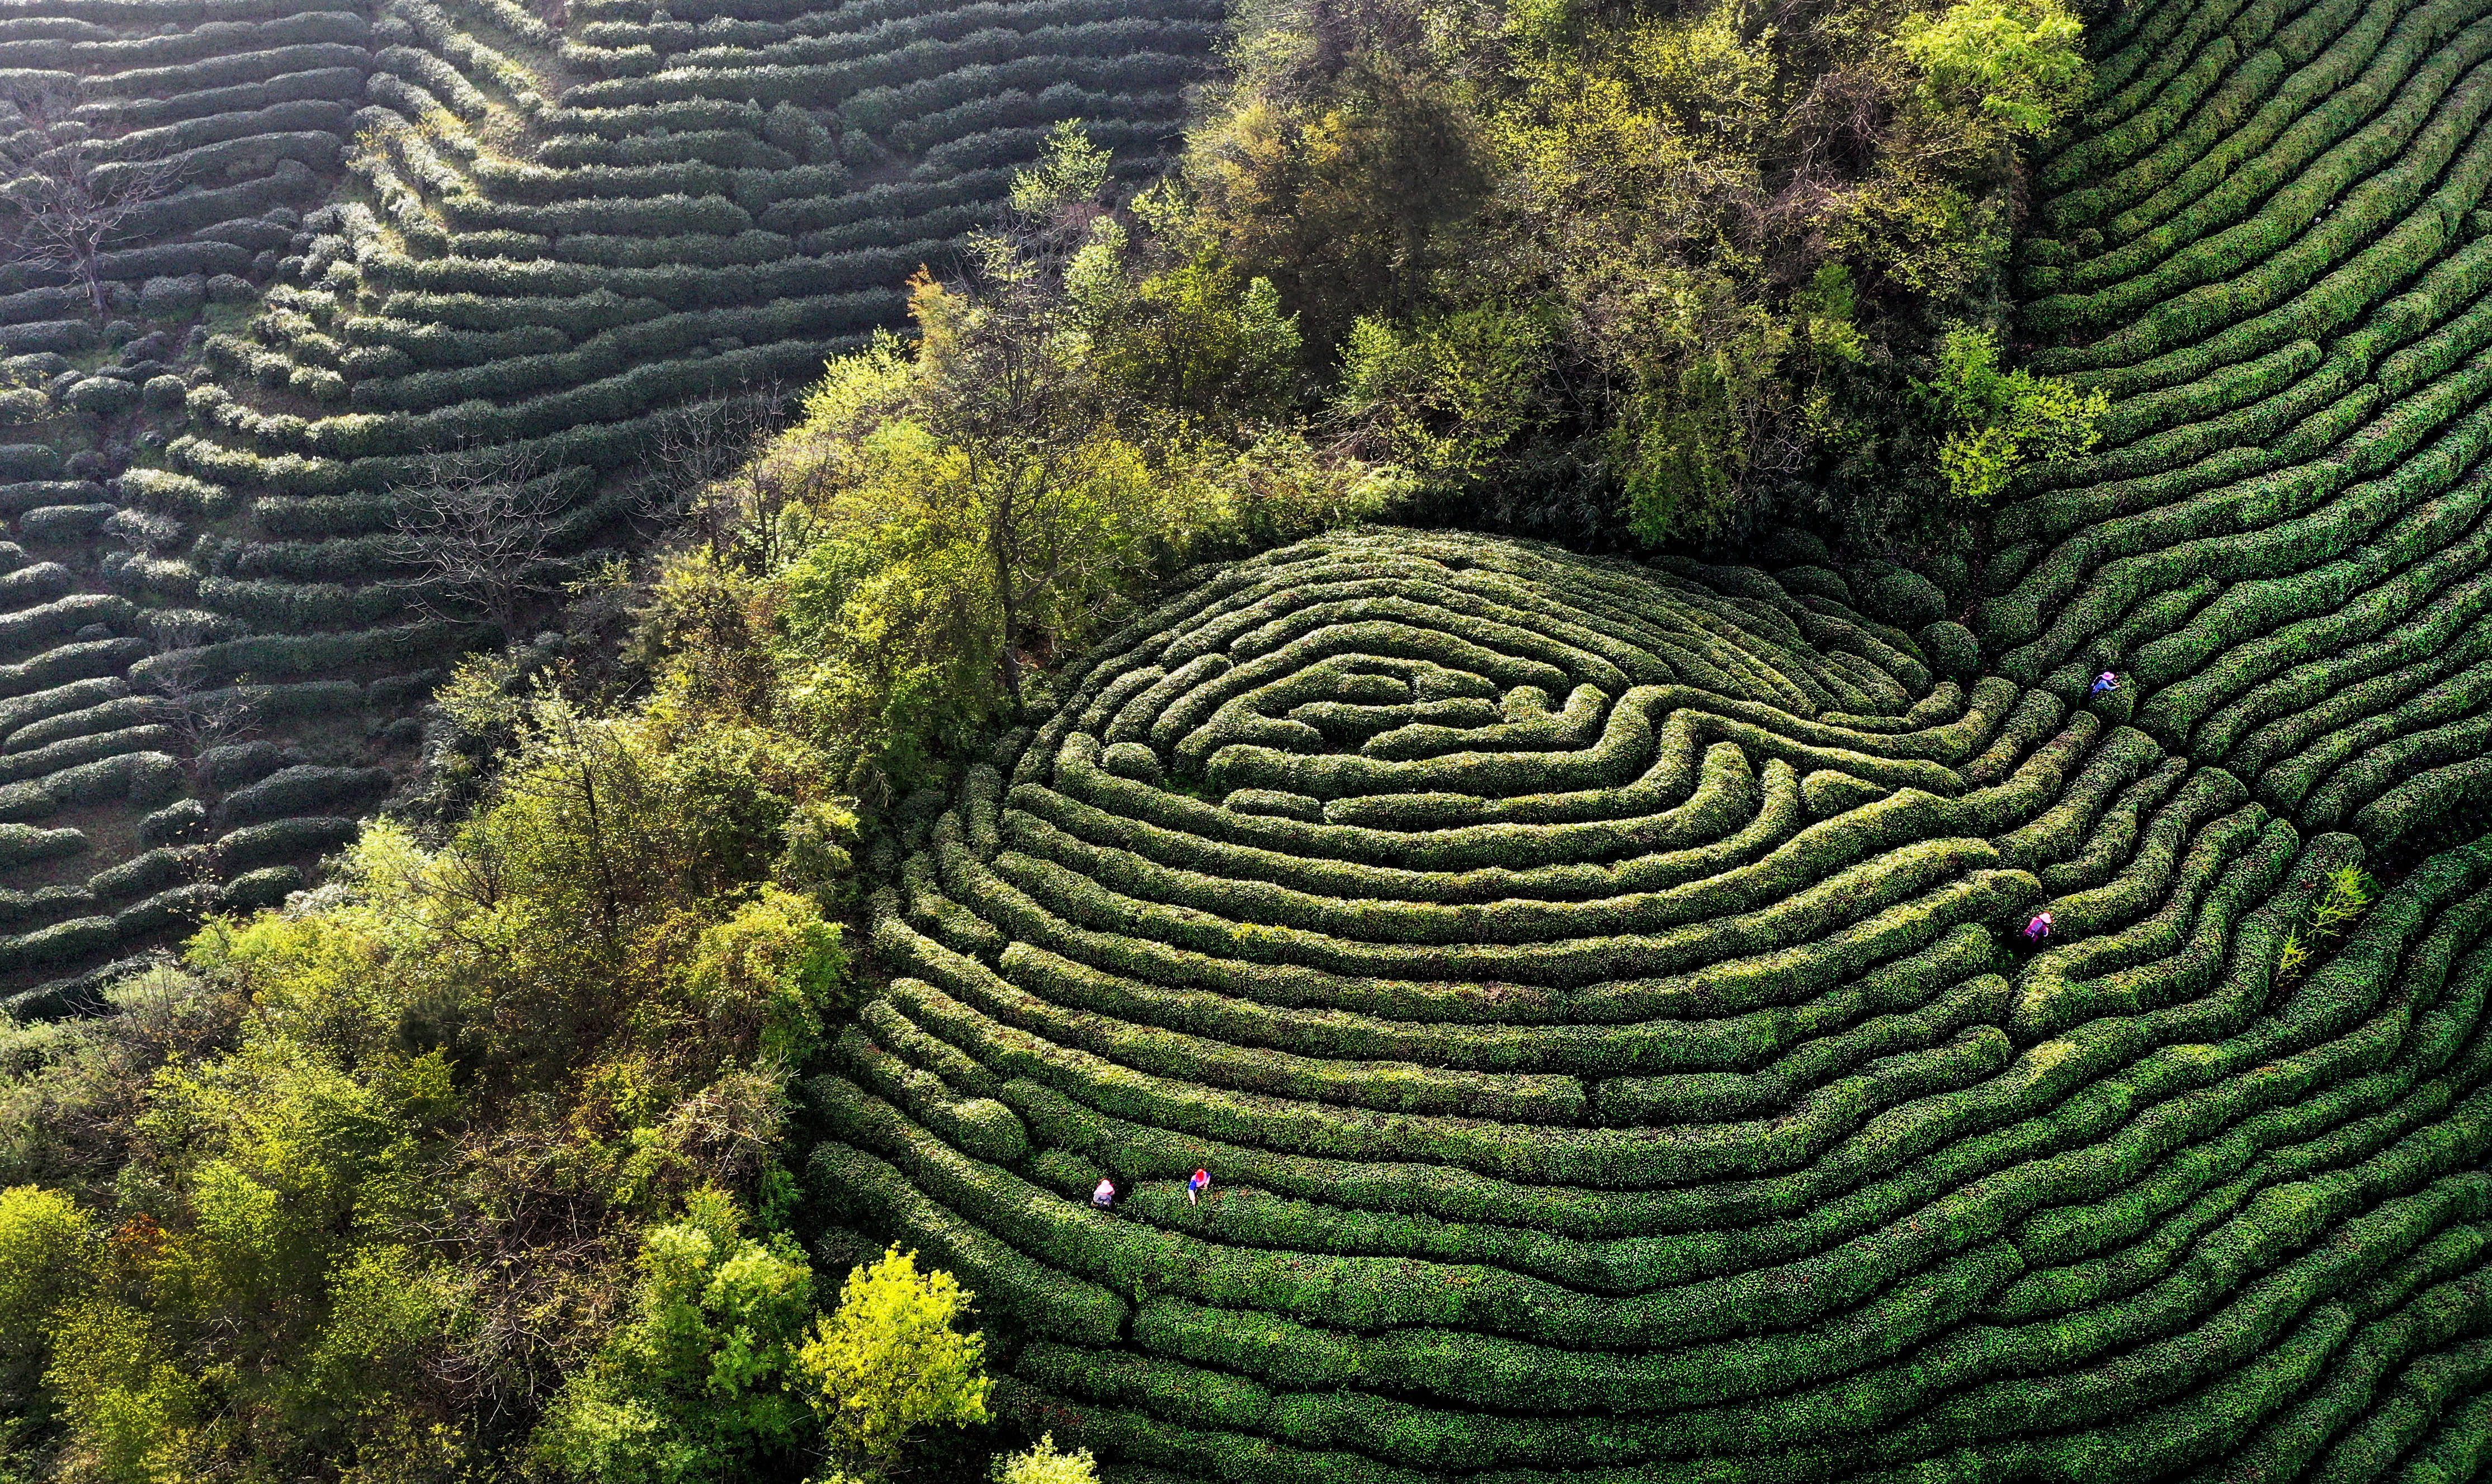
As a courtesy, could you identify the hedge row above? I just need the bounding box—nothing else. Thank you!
[344,291,888,411]
[786,528,2492,1478]
[465,154,847,208]
[74,63,367,129]
[0,8,365,71]
[125,620,481,691]
[653,0,1223,75]
[2041,0,2383,241]
[564,32,1212,112]
[537,127,795,171]
[211,764,391,829]
[76,41,372,101]
[100,97,351,164]
[2028,14,2492,344]
[1989,327,2492,686]
[202,329,872,460]
[353,231,929,306]
[384,0,550,119]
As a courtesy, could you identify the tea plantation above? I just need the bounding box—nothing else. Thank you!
[794,0,2492,1464]
[810,528,2492,1479]
[0,0,1219,1010]
[3,0,2492,1469]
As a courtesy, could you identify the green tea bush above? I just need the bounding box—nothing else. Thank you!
[209,763,392,829]
[82,64,369,127]
[76,41,374,100]
[214,814,360,868]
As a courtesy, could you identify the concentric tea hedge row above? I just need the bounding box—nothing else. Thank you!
[805,530,2492,1480]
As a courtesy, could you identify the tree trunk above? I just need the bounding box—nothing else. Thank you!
[993,499,1024,710]
[81,250,106,325]
[573,744,622,951]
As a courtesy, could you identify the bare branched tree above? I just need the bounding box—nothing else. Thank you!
[644,384,808,570]
[0,87,180,324]
[384,446,573,640]
[146,613,257,763]
[914,230,1133,708]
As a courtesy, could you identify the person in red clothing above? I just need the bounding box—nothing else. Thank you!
[1187,1169,1210,1204]
[1091,1177,1116,1209]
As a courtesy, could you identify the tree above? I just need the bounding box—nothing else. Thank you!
[1078,181,1304,430]
[0,1185,89,1402]
[994,1434,1099,1484]
[1186,0,1495,353]
[144,613,258,772]
[796,1246,990,1478]
[0,87,179,325]
[1916,324,2105,506]
[384,446,572,641]
[645,386,804,571]
[1900,0,2090,141]
[907,245,1118,710]
[530,1189,819,1484]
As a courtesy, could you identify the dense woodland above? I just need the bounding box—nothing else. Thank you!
[0,0,2130,1477]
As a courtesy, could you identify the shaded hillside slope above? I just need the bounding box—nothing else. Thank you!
[0,0,1219,1008]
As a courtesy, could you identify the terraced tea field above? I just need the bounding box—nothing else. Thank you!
[6,0,2492,1468]
[797,0,2492,1467]
[0,0,1219,1009]
[806,528,2492,1478]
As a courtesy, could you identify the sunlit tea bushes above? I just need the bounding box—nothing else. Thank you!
[1997,0,2492,858]
[799,529,2492,1478]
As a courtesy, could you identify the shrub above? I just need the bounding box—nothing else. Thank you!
[0,823,83,871]
[210,764,393,830]
[61,379,135,418]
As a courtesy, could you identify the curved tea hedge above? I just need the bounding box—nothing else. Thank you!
[801,529,2492,1481]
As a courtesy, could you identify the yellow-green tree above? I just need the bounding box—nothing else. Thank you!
[799,1246,992,1478]
[994,1433,1099,1484]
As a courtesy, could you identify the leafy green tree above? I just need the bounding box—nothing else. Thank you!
[1337,305,1553,481]
[1075,184,1304,431]
[1901,0,2090,139]
[43,1297,209,1484]
[0,966,240,1192]
[0,1186,89,1401]
[668,131,1398,801]
[797,1246,991,1478]
[678,886,852,1069]
[1187,0,1494,353]
[1178,0,2102,548]
[0,658,861,1482]
[1918,324,2107,506]
[531,1189,817,1484]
